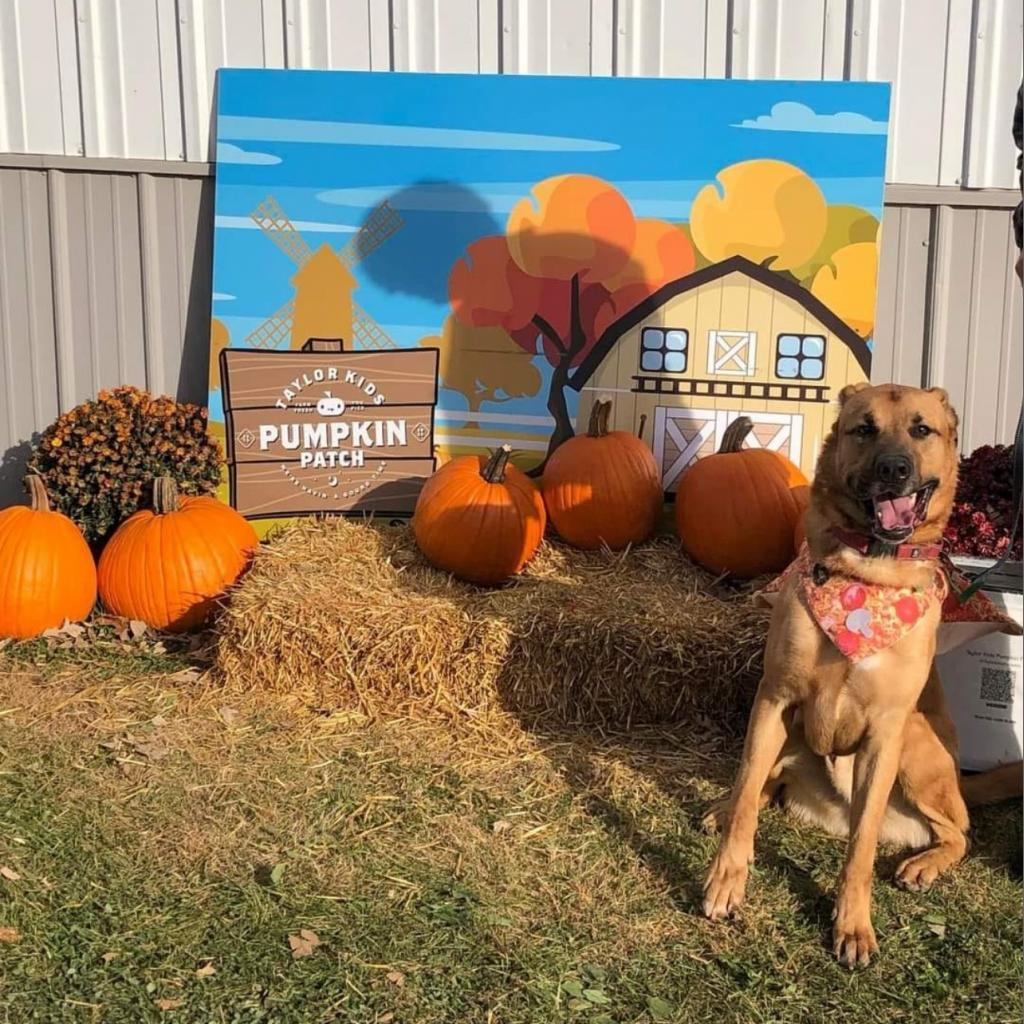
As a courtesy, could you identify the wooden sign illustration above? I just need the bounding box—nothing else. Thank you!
[220,340,438,519]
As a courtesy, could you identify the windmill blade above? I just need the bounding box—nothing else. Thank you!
[244,299,295,350]
[249,196,314,267]
[338,200,404,268]
[351,301,399,349]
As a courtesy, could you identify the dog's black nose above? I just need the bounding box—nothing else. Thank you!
[874,452,913,486]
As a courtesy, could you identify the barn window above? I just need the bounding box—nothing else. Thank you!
[640,327,689,373]
[775,334,825,380]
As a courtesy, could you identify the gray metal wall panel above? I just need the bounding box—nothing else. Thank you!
[874,197,1023,455]
[49,171,147,408]
[0,161,1020,507]
[138,174,214,401]
[0,168,60,498]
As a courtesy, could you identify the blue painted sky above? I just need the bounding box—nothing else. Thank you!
[210,70,890,429]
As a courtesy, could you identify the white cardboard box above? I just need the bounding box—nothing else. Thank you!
[937,559,1023,772]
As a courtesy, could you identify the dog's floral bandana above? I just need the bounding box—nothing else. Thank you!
[760,547,1018,661]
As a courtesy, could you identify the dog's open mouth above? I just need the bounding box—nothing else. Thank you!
[865,483,936,541]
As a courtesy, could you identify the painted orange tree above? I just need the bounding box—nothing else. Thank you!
[688,158,880,336]
[448,174,695,464]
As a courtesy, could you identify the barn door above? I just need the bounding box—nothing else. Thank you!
[654,407,718,491]
[719,411,803,463]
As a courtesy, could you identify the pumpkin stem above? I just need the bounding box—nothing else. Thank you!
[25,474,50,512]
[153,476,181,515]
[481,445,513,484]
[637,414,648,441]
[587,399,613,438]
[719,416,754,454]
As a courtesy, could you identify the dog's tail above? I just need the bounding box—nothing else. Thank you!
[961,761,1023,807]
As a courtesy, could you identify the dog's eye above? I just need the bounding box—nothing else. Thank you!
[850,422,876,439]
[909,423,933,439]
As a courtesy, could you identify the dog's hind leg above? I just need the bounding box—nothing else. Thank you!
[893,710,969,892]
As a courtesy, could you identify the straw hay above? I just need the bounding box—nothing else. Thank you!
[213,518,770,730]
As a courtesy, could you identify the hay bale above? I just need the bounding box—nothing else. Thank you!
[213,519,769,729]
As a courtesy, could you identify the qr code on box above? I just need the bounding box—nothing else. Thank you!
[979,667,1014,705]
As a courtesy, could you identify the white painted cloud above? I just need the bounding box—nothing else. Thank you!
[216,142,282,165]
[218,115,619,152]
[214,215,358,234]
[317,181,693,218]
[212,292,236,301]
[732,101,887,135]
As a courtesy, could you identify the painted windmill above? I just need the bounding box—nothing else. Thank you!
[244,196,404,351]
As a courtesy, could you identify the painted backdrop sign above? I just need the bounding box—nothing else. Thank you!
[208,70,889,531]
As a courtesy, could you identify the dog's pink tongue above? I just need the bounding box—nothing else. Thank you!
[876,495,916,530]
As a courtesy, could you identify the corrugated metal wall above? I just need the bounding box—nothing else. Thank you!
[0,0,1021,186]
[0,0,1021,503]
[2,160,1018,504]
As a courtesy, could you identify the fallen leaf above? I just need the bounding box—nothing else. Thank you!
[151,641,167,655]
[646,995,675,1020]
[154,997,184,1010]
[582,988,610,1005]
[0,866,21,882]
[491,819,512,834]
[60,621,86,639]
[151,715,169,727]
[269,863,286,886]
[128,735,168,761]
[562,980,584,998]
[99,739,122,752]
[0,927,19,943]
[288,928,321,959]
[195,962,216,979]
[377,1015,395,1024]
[129,619,149,640]
[386,970,406,987]
[218,706,243,728]
[101,952,119,963]
[169,668,201,685]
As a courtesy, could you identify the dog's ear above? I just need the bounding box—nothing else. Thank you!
[927,386,959,443]
[838,382,870,406]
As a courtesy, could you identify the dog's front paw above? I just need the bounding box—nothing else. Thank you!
[832,905,878,968]
[702,853,748,921]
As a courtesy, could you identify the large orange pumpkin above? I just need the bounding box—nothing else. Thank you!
[790,493,806,552]
[413,445,545,585]
[541,399,662,550]
[675,417,809,578]
[0,476,97,638]
[98,477,258,631]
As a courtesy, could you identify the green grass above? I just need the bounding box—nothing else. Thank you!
[0,651,1020,1023]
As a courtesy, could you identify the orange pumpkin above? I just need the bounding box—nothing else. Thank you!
[413,444,545,585]
[541,399,662,550]
[0,475,97,638]
[793,497,809,553]
[675,417,809,578]
[98,477,258,631]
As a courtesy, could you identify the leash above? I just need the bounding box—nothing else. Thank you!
[955,405,1023,603]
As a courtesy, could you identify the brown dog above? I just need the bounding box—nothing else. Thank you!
[703,382,1019,967]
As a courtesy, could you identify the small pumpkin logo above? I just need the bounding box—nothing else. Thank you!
[316,391,345,417]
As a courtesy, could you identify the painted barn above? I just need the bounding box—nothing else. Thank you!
[570,255,872,488]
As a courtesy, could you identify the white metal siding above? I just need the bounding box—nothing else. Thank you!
[0,0,1020,185]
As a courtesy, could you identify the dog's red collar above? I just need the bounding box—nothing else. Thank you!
[831,526,942,561]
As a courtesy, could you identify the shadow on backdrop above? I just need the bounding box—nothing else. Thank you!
[354,181,503,304]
